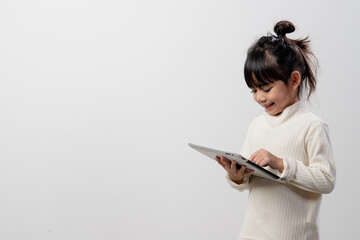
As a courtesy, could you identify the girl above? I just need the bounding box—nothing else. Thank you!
[215,21,336,240]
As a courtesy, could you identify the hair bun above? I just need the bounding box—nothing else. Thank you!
[274,21,295,37]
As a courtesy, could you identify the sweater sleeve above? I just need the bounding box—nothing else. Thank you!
[280,121,336,194]
[225,173,251,191]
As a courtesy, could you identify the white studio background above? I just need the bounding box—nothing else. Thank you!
[0,0,359,239]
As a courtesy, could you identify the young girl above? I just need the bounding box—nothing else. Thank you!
[215,21,336,240]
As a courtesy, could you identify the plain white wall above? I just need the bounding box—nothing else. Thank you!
[0,0,359,239]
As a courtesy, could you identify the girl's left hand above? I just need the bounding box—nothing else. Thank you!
[250,149,284,172]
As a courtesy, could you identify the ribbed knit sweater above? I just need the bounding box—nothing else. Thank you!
[226,101,336,240]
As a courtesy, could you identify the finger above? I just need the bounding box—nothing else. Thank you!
[238,165,246,175]
[243,169,254,177]
[220,157,231,169]
[249,150,261,161]
[252,154,262,165]
[215,157,226,168]
[250,148,267,161]
[258,158,268,167]
[255,151,267,165]
[231,160,240,173]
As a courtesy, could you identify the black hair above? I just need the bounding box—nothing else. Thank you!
[244,20,318,98]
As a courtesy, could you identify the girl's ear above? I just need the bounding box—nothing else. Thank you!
[290,71,301,90]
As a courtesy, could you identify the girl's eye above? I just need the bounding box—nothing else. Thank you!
[251,89,257,94]
[264,87,272,93]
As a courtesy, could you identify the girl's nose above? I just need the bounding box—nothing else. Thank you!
[254,92,266,103]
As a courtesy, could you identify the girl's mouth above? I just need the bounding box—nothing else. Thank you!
[264,103,275,110]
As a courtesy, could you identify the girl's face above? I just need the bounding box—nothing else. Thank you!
[251,79,299,116]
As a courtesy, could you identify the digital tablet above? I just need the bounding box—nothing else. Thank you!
[189,143,285,182]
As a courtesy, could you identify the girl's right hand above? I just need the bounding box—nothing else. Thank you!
[215,156,254,184]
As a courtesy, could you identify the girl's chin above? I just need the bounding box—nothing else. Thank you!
[265,104,283,116]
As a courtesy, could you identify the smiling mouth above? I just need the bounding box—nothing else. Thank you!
[262,103,274,109]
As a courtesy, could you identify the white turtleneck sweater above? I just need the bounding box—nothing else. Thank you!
[226,101,336,240]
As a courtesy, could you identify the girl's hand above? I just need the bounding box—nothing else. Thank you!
[215,156,254,184]
[249,149,284,172]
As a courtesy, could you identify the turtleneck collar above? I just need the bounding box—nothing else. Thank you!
[263,100,306,127]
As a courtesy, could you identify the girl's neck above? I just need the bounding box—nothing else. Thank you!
[264,100,305,127]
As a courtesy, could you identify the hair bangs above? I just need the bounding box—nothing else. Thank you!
[244,49,287,89]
